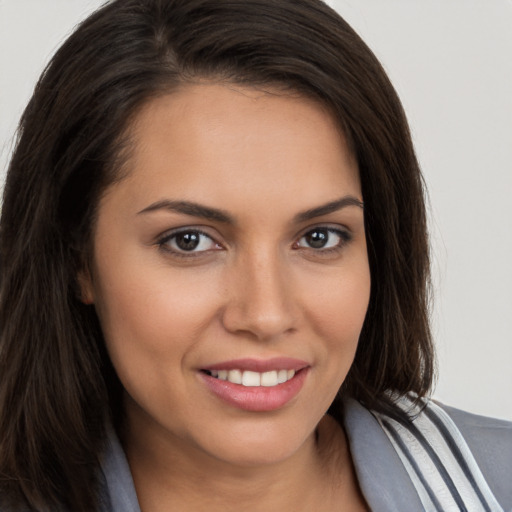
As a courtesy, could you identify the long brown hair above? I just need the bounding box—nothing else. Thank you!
[0,0,433,509]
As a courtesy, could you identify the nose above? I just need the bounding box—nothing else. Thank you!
[221,250,298,341]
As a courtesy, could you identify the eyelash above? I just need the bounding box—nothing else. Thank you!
[156,226,352,258]
[157,228,221,258]
[294,227,352,255]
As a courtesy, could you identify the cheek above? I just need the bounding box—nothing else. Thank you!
[92,257,224,373]
[304,262,371,356]
[92,264,228,423]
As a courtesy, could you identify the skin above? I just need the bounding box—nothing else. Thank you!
[81,84,370,511]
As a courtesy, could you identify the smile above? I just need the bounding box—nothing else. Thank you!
[199,360,309,412]
[205,369,296,387]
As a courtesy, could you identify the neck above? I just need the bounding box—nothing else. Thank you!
[121,406,365,512]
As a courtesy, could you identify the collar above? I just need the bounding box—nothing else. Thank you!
[342,398,423,511]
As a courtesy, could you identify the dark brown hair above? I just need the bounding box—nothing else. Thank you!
[0,0,433,509]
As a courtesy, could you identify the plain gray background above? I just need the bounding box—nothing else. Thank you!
[1,0,511,420]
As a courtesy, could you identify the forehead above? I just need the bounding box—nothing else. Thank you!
[106,83,361,217]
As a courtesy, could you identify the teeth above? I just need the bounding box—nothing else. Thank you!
[208,368,298,387]
[261,370,278,387]
[277,369,288,383]
[228,369,242,384]
[242,371,261,387]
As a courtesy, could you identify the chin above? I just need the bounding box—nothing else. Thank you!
[195,415,317,468]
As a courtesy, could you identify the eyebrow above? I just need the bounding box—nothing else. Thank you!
[138,200,233,223]
[293,196,364,223]
[137,196,363,224]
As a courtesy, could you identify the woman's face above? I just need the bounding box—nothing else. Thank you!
[82,84,370,466]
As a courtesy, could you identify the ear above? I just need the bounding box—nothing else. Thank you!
[77,267,95,305]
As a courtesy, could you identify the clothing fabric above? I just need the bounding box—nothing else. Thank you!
[99,397,512,512]
[347,396,511,511]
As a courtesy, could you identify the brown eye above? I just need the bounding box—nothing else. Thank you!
[296,228,350,250]
[175,232,201,251]
[304,229,329,248]
[160,230,220,253]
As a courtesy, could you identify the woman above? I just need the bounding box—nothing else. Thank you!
[0,0,510,511]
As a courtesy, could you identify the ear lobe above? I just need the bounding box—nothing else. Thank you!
[77,268,95,305]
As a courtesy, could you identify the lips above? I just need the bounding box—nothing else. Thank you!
[199,358,310,412]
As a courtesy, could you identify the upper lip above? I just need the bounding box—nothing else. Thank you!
[201,357,309,373]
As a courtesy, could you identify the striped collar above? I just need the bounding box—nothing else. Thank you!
[343,396,504,512]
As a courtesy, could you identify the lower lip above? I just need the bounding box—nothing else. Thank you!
[199,368,309,412]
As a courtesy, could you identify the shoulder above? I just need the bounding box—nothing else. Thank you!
[361,394,512,511]
[439,401,512,450]
[438,402,512,508]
